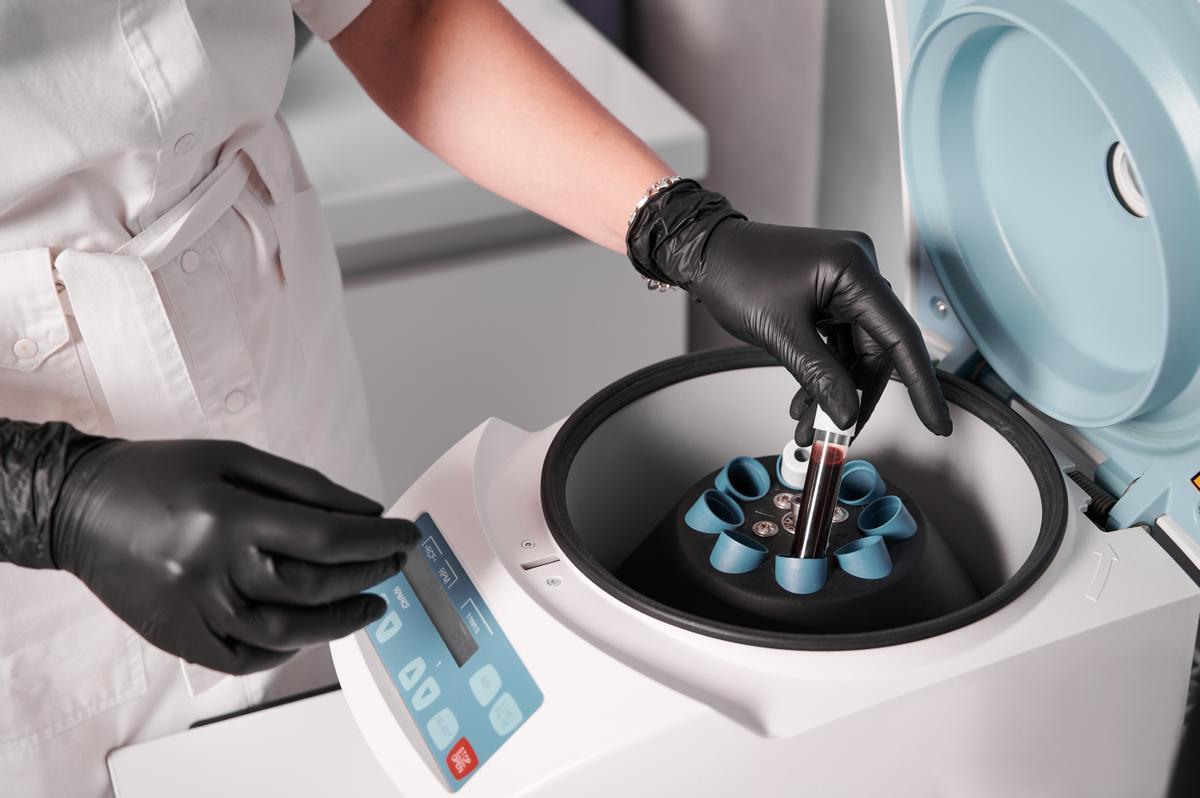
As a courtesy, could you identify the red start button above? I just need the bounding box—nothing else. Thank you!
[446,738,478,781]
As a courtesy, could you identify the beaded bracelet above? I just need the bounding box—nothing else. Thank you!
[628,175,686,292]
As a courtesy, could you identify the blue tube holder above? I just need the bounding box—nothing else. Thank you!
[774,555,828,595]
[834,535,893,580]
[715,456,771,501]
[838,460,886,506]
[684,489,745,534]
[710,530,769,574]
[857,495,917,540]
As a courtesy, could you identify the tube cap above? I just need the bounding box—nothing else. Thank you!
[813,391,862,437]
[776,440,811,491]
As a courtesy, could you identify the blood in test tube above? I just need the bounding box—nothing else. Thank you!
[789,400,857,559]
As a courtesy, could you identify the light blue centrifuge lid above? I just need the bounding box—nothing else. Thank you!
[901,0,1200,535]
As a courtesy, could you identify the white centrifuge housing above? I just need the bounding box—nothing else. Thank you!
[332,1,1200,795]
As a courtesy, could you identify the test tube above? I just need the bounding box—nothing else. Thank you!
[789,401,857,559]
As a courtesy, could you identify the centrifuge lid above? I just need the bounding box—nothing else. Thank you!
[901,0,1200,431]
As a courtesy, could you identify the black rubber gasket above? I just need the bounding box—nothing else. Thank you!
[541,347,1068,650]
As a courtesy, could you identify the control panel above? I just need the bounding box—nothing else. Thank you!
[364,513,543,790]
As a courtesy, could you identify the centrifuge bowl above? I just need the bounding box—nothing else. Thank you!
[542,348,1067,650]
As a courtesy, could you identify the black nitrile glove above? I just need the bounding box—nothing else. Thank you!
[0,419,417,675]
[627,180,952,444]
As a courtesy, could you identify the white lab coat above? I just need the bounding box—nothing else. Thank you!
[0,2,383,795]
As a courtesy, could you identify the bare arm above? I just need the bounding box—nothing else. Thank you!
[331,0,674,253]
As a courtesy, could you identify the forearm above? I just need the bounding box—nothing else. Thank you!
[332,0,673,252]
[0,418,104,568]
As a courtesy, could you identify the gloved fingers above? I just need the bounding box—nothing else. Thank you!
[792,325,893,441]
[207,641,298,676]
[235,550,408,606]
[789,386,812,421]
[225,593,388,653]
[848,324,894,436]
[224,445,385,515]
[845,280,952,436]
[252,501,422,565]
[789,391,818,446]
[768,327,860,430]
[827,321,857,362]
[790,322,866,443]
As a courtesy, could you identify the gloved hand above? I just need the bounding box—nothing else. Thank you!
[49,437,418,674]
[626,180,952,444]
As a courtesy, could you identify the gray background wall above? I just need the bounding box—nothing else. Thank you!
[629,0,830,350]
[628,0,909,343]
[815,0,908,294]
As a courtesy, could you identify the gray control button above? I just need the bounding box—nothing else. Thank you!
[469,664,502,707]
[488,693,523,737]
[426,708,459,751]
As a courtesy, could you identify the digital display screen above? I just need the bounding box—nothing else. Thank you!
[402,550,479,667]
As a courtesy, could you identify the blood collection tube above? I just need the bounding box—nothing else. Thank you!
[789,401,857,559]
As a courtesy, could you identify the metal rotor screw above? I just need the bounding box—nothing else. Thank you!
[520,539,536,550]
[546,576,562,587]
[772,492,794,509]
[752,521,779,538]
[832,506,850,523]
[931,296,949,318]
[783,494,805,534]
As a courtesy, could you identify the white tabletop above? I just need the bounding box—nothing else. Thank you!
[108,690,401,798]
[280,0,708,273]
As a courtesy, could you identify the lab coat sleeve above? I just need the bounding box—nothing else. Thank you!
[292,0,373,42]
[0,419,106,569]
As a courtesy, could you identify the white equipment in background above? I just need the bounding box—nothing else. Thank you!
[331,0,1200,792]
[110,2,1200,796]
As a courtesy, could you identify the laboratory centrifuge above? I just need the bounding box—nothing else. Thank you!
[330,1,1200,795]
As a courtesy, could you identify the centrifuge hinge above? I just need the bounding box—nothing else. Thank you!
[936,345,1015,405]
[1065,469,1118,529]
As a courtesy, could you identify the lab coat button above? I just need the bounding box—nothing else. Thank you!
[174,133,196,155]
[12,338,38,359]
[180,250,201,273]
[224,390,246,413]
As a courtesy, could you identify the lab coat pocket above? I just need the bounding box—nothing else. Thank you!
[272,185,346,366]
[0,587,147,758]
[0,249,69,373]
[0,248,99,427]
